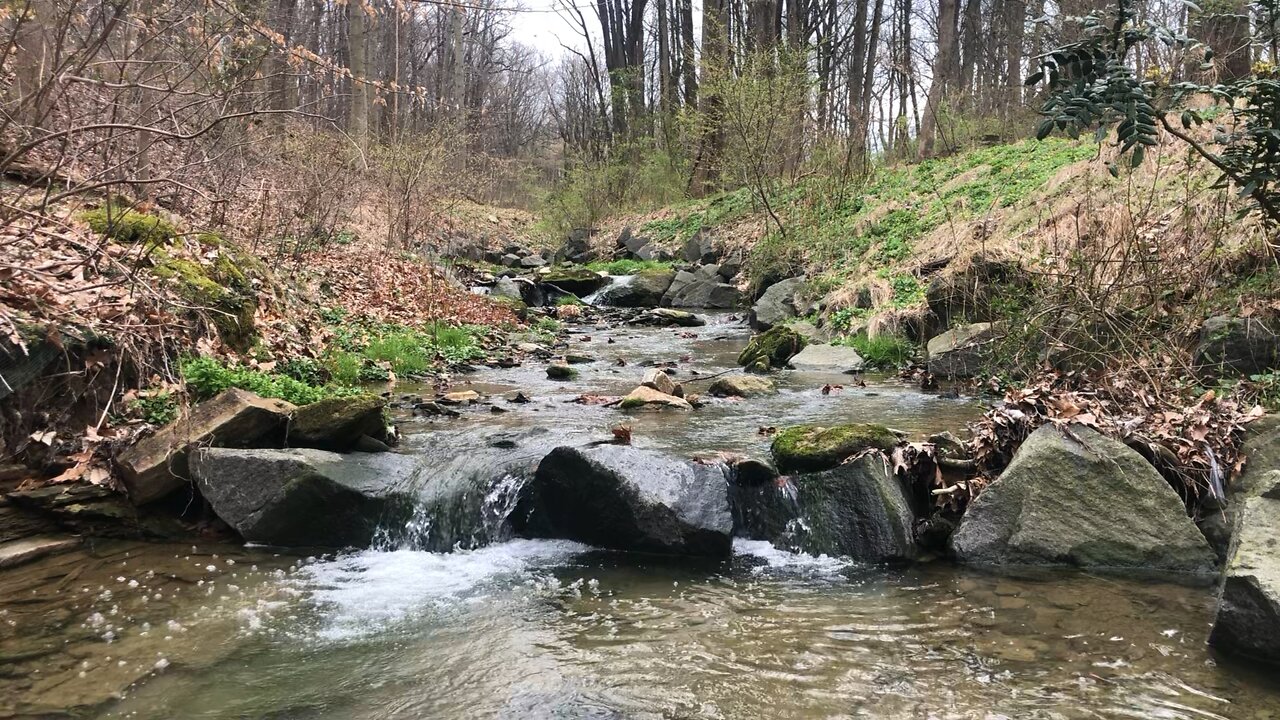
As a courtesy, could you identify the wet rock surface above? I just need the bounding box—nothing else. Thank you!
[514,445,733,556]
[731,453,917,563]
[189,448,421,548]
[951,424,1216,575]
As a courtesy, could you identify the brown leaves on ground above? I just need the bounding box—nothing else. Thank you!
[299,245,517,330]
[969,370,1264,506]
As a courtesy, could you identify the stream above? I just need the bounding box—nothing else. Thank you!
[4,311,1280,718]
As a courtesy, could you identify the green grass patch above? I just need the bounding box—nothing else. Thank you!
[834,332,917,369]
[127,392,180,425]
[323,314,490,381]
[583,258,674,275]
[181,356,354,405]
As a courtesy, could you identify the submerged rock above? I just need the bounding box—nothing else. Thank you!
[749,277,804,330]
[731,453,916,562]
[620,385,692,410]
[546,364,578,380]
[636,308,706,327]
[951,424,1216,574]
[770,423,898,474]
[708,374,777,398]
[286,394,386,452]
[514,445,733,556]
[118,388,294,505]
[737,325,807,372]
[788,343,866,373]
[190,448,421,547]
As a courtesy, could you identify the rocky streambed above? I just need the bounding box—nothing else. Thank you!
[4,308,1280,718]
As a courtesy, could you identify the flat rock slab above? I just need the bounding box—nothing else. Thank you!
[0,536,79,569]
[951,424,1216,575]
[118,388,295,505]
[788,344,866,372]
[190,448,422,548]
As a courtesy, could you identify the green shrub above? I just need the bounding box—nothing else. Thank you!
[81,205,178,245]
[129,392,180,425]
[181,356,348,405]
[555,295,584,306]
[835,332,916,369]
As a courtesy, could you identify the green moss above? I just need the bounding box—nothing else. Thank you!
[81,205,177,246]
[151,252,257,350]
[771,423,898,474]
[619,396,646,409]
[546,364,578,380]
[737,325,807,372]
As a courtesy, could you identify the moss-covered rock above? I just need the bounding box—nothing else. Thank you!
[151,249,257,349]
[541,267,610,296]
[771,423,898,474]
[547,364,578,380]
[737,325,807,373]
[81,205,177,246]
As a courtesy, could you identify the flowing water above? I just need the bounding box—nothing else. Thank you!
[5,308,1280,719]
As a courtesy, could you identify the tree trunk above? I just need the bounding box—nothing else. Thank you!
[347,0,370,142]
[918,0,960,158]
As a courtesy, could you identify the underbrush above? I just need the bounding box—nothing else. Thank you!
[181,356,354,405]
[583,259,675,275]
[322,312,490,383]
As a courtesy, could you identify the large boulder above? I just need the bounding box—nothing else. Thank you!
[491,276,543,306]
[541,267,610,297]
[514,445,733,556]
[287,394,386,452]
[593,269,676,307]
[189,448,420,547]
[662,271,741,309]
[682,232,719,264]
[771,423,898,474]
[1194,315,1280,378]
[731,453,917,562]
[1210,471,1280,663]
[788,343,866,373]
[616,227,652,258]
[558,229,596,264]
[926,322,999,379]
[708,374,777,398]
[926,258,1030,331]
[118,389,294,505]
[749,277,804,330]
[737,325,807,372]
[951,424,1217,574]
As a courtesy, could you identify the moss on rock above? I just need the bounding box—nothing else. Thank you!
[771,423,898,473]
[81,206,177,246]
[151,249,258,350]
[737,325,807,373]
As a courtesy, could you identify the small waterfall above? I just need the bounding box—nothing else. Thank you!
[583,274,632,305]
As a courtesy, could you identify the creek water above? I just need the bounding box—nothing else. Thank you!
[4,310,1280,719]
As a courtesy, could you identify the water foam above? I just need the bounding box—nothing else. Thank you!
[732,538,854,575]
[290,539,589,640]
